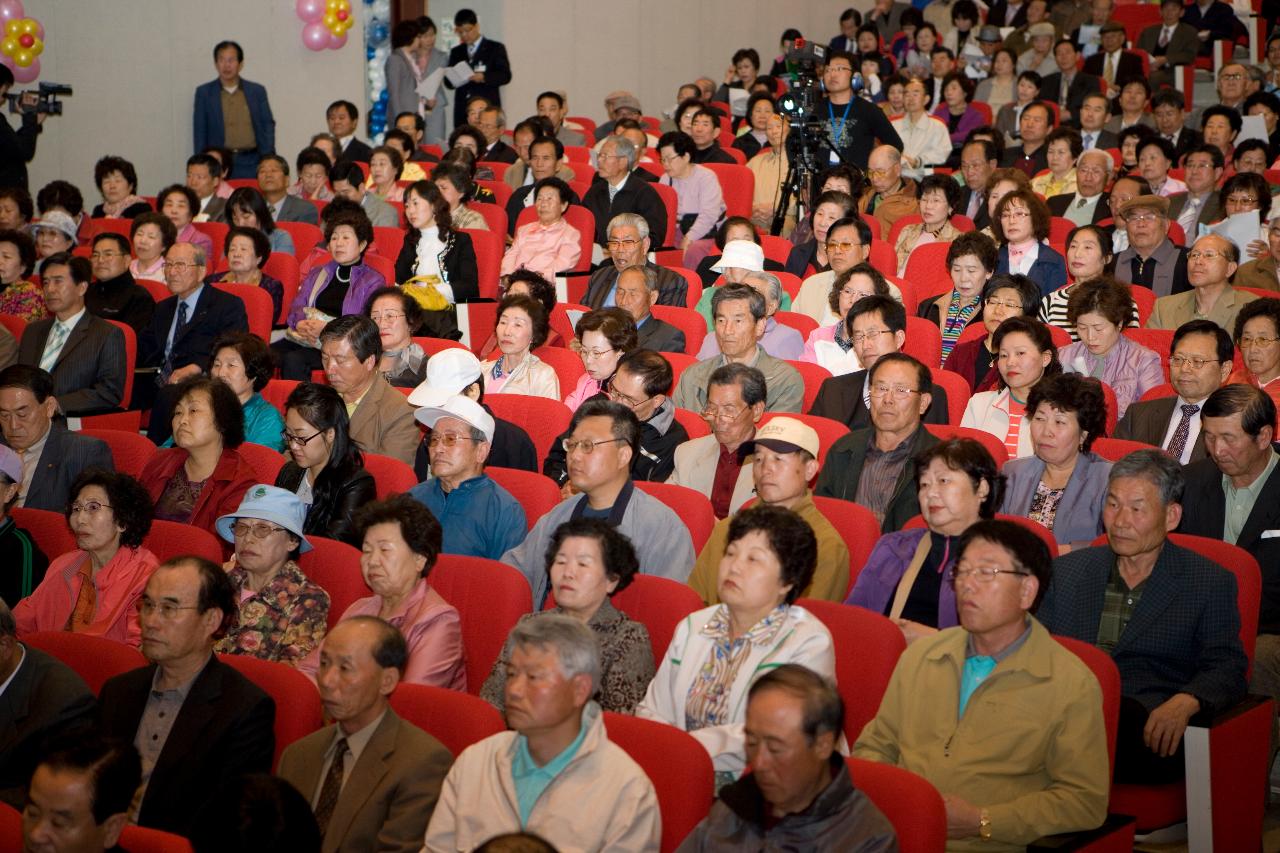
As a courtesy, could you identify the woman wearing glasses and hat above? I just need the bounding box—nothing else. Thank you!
[214,484,330,664]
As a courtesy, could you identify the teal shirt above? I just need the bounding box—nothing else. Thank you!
[160,393,284,451]
[511,712,590,825]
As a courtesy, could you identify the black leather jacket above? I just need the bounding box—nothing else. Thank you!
[275,461,376,546]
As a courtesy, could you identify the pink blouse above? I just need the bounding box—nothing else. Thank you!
[13,546,160,647]
[500,218,582,281]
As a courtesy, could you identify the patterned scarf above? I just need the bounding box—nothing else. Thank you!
[99,194,147,218]
[940,291,982,364]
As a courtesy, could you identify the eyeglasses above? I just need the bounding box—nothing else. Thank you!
[70,500,113,515]
[139,599,201,619]
[606,238,642,249]
[869,384,921,400]
[866,168,892,178]
[607,387,654,409]
[701,404,749,421]
[427,433,479,448]
[579,347,616,360]
[1125,212,1160,223]
[1241,335,1280,348]
[1225,195,1259,206]
[850,329,893,344]
[825,240,861,252]
[839,288,874,300]
[281,430,324,448]
[1169,355,1220,370]
[1221,72,1246,81]
[984,297,1023,310]
[1187,250,1228,261]
[162,261,199,270]
[89,251,124,259]
[369,310,405,322]
[826,65,854,74]
[1000,209,1030,220]
[562,437,626,454]
[659,154,683,165]
[947,566,1031,587]
[232,521,286,540]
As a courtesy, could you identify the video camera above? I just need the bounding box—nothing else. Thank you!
[5,82,72,116]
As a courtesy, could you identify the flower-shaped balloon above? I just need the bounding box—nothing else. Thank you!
[1,14,43,83]
[302,0,351,51]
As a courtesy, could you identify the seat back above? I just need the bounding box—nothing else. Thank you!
[236,442,287,484]
[413,336,468,357]
[430,554,533,694]
[810,496,882,596]
[798,599,906,743]
[296,535,367,630]
[389,683,506,756]
[783,359,833,413]
[902,242,953,294]
[605,575,703,664]
[485,467,561,532]
[461,227,503,299]
[261,378,300,415]
[1055,635,1121,776]
[144,519,225,564]
[105,320,137,407]
[931,368,971,425]
[649,305,705,355]
[672,406,711,439]
[118,825,195,853]
[846,757,947,853]
[371,226,405,266]
[923,423,1011,468]
[471,201,508,237]
[664,352,700,396]
[1091,436,1153,462]
[23,630,146,694]
[634,480,714,553]
[10,507,75,558]
[703,162,755,219]
[362,452,419,499]
[532,344,587,394]
[650,182,679,248]
[483,394,572,467]
[476,179,513,209]
[602,712,715,853]
[276,221,323,260]
[217,654,323,770]
[212,283,273,341]
[80,429,156,478]
[775,310,819,339]
[1169,533,1261,669]
[0,313,25,342]
[903,316,943,371]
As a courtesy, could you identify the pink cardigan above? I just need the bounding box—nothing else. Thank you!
[297,578,466,690]
[13,546,160,647]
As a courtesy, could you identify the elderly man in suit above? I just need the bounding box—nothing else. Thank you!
[809,297,949,429]
[583,137,669,256]
[584,214,687,309]
[1166,145,1224,238]
[1179,385,1280,707]
[1147,235,1258,332]
[1037,450,1249,783]
[192,41,275,179]
[278,617,453,853]
[137,241,248,444]
[1138,0,1201,88]
[1084,22,1143,94]
[0,365,113,511]
[1047,149,1113,226]
[445,9,512,127]
[17,253,126,417]
[100,557,275,837]
[256,154,320,226]
[1113,195,1190,298]
[1184,0,1239,55]
[1115,320,1232,464]
[669,363,765,519]
[613,266,686,354]
[1039,39,1102,127]
[0,599,97,808]
[318,315,419,465]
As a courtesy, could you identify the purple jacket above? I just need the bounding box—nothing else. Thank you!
[1058,334,1164,419]
[287,260,386,329]
[932,104,985,147]
[846,528,959,629]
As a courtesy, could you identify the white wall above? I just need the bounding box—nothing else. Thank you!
[23,0,865,196]
[24,0,365,196]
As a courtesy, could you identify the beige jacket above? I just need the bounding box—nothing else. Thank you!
[422,702,661,853]
[349,376,421,465]
[479,353,561,400]
[668,433,756,518]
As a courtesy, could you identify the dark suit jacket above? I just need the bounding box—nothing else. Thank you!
[1113,395,1208,462]
[1037,541,1249,714]
[814,424,940,533]
[1083,50,1145,85]
[0,646,96,808]
[636,315,687,353]
[961,188,991,230]
[1137,21,1201,68]
[275,194,320,226]
[1180,453,1280,633]
[584,262,688,310]
[1183,0,1239,51]
[1038,71,1103,125]
[446,38,513,125]
[192,79,275,155]
[482,140,519,164]
[99,656,275,838]
[18,312,127,416]
[341,138,374,164]
[809,368,950,431]
[987,0,1029,27]
[11,422,114,512]
[1047,191,1113,224]
[139,284,249,374]
[278,709,453,853]
[582,173,669,249]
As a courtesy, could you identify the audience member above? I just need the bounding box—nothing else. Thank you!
[20,737,141,852]
[801,263,892,377]
[86,232,155,335]
[859,144,919,236]
[204,226,285,321]
[279,616,453,851]
[500,177,581,282]
[670,363,765,518]
[584,213,687,309]
[785,189,857,279]
[699,271,803,361]
[816,51,903,168]
[0,446,48,605]
[205,332,285,451]
[920,232,999,365]
[189,773,321,853]
[156,184,214,261]
[1149,234,1256,332]
[395,179,480,341]
[562,308,637,412]
[99,556,276,837]
[894,175,962,274]
[365,286,428,389]
[1048,149,1112,229]
[258,154,321,225]
[0,227,47,321]
[992,188,1067,298]
[1230,298,1280,414]
[1234,216,1280,292]
[478,292,560,400]
[585,135,669,254]
[1039,224,1119,337]
[1038,450,1249,782]
[946,274,1041,392]
[855,519,1110,843]
[961,317,1063,458]
[959,138,1001,229]
[213,484,330,663]
[1059,277,1164,418]
[183,154,226,222]
[613,265,686,353]
[90,156,150,220]
[127,211,176,281]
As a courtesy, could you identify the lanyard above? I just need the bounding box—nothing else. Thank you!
[828,98,854,145]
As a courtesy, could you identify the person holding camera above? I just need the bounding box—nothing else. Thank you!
[0,65,47,192]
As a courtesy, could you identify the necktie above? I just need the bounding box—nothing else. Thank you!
[314,738,349,833]
[1103,53,1116,86]
[1177,196,1201,236]
[1077,196,1089,208]
[39,322,68,373]
[1166,403,1200,461]
[1159,27,1170,48]
[161,301,190,383]
[959,655,997,717]
[1083,132,1094,150]
[467,42,477,59]
[967,191,982,220]
[608,183,620,202]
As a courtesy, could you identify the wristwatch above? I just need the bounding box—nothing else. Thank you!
[979,808,992,841]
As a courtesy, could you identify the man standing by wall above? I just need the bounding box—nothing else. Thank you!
[193,41,276,179]
[446,9,512,128]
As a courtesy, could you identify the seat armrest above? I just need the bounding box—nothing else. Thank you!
[1028,813,1136,853]
[1184,694,1273,852]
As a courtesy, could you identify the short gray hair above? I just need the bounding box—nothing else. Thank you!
[510,613,601,692]
[1107,448,1185,507]
[745,271,783,307]
[1076,149,1113,176]
[169,241,206,267]
[712,282,767,321]
[608,212,649,242]
[619,263,658,293]
[607,135,639,170]
[708,363,767,406]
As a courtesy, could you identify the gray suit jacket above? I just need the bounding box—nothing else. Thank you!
[9,423,114,512]
[1137,22,1201,70]
[1165,192,1221,232]
[276,194,320,226]
[18,312,127,415]
[1114,238,1188,297]
[1000,451,1112,549]
[201,196,228,223]
[668,434,756,517]
[277,709,453,853]
[636,315,686,354]
[385,49,421,121]
[361,192,399,228]
[1113,395,1209,463]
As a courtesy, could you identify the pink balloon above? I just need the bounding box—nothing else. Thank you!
[301,21,330,51]
[0,0,24,25]
[328,30,347,50]
[31,18,40,39]
[9,55,37,83]
[294,0,324,23]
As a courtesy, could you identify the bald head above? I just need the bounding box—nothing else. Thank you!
[1187,233,1239,288]
[868,145,902,194]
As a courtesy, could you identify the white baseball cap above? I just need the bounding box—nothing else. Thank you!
[408,349,484,408]
[414,394,496,443]
[711,240,765,273]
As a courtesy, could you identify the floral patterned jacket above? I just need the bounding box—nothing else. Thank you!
[215,560,330,664]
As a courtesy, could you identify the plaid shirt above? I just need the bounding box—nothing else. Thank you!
[856,432,916,525]
[1095,563,1146,653]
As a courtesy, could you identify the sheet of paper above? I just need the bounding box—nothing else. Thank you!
[1205,210,1264,257]
[444,61,473,87]
[1238,114,1270,145]
[1078,25,1101,57]
[416,67,446,101]
[727,87,750,117]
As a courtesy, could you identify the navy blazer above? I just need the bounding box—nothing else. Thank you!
[1001,451,1112,548]
[446,38,512,125]
[1179,453,1280,634]
[996,243,1068,297]
[192,78,275,155]
[139,285,248,373]
[1037,541,1248,715]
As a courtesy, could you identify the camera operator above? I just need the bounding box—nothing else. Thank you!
[0,65,46,192]
[816,50,902,170]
